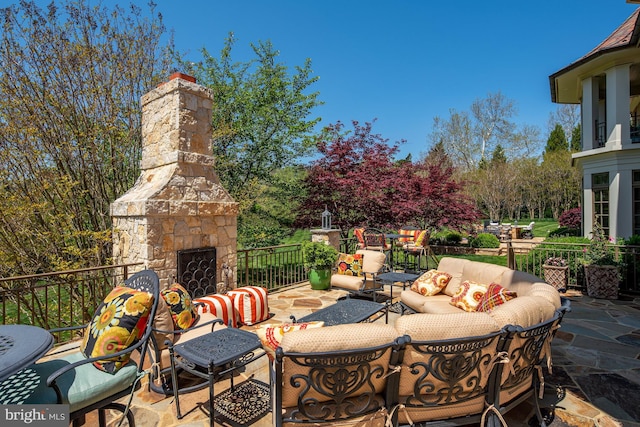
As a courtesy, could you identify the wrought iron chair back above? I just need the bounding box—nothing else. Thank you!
[495,300,570,422]
[273,334,408,426]
[394,329,509,426]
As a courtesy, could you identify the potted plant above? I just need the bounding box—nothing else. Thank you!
[302,241,339,290]
[542,257,568,292]
[578,221,620,299]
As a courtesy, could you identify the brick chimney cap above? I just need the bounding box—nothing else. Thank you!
[168,72,196,83]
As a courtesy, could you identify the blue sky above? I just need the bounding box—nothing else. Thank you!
[11,0,639,159]
[161,0,638,159]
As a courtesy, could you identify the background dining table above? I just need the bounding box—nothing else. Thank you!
[0,324,54,383]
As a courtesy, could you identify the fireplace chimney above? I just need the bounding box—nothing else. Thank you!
[111,73,238,288]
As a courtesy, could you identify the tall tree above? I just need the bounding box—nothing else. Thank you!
[185,34,322,215]
[0,0,170,275]
[545,123,568,153]
[471,92,516,161]
[429,92,538,171]
[570,123,582,151]
[297,121,478,236]
[548,104,580,144]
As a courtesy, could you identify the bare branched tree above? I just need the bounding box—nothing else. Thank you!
[0,1,171,275]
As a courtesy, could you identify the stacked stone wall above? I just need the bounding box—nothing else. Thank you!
[111,74,238,288]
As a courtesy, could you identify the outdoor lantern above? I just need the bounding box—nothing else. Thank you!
[321,207,332,230]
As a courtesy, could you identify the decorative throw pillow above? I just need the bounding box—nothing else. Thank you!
[336,253,364,276]
[449,280,489,312]
[81,286,154,374]
[193,294,239,328]
[161,283,198,331]
[476,283,517,312]
[256,321,325,360]
[227,286,270,326]
[398,229,419,243]
[414,230,429,247]
[410,269,452,296]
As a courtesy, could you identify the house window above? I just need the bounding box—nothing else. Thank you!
[634,171,640,236]
[592,172,609,236]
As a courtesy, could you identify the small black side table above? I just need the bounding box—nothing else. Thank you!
[377,271,421,300]
[169,328,264,427]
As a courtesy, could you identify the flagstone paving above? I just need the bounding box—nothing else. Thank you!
[113,286,639,426]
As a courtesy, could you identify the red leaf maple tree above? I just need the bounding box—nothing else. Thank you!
[296,120,479,237]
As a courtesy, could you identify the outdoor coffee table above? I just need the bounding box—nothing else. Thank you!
[294,298,387,326]
[169,327,265,427]
[376,271,420,300]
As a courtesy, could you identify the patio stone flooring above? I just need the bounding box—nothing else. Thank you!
[90,285,639,426]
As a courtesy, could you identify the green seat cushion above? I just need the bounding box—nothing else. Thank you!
[0,351,138,413]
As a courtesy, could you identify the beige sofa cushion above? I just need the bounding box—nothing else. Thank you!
[461,261,508,290]
[400,290,460,314]
[330,273,364,291]
[500,270,561,309]
[152,295,175,351]
[438,257,469,296]
[356,249,386,274]
[394,312,501,340]
[280,323,398,353]
[488,296,557,328]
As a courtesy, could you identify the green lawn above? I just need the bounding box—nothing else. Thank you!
[527,219,558,238]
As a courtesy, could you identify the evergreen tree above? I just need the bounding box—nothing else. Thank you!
[546,124,568,153]
[570,123,582,151]
[491,144,507,164]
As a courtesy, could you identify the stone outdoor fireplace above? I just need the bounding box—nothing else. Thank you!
[111,73,238,289]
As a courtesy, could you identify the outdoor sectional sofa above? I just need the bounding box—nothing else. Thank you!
[271,257,570,426]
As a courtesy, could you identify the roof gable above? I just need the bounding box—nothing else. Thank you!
[579,8,640,61]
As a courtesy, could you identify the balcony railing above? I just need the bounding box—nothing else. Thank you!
[0,263,142,342]
[595,119,607,147]
[593,116,640,146]
[2,238,638,345]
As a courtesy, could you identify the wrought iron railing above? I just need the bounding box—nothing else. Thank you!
[235,237,359,291]
[0,263,142,342]
[506,241,640,294]
[2,238,638,345]
[595,119,607,147]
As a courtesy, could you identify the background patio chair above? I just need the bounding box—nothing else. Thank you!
[520,221,535,239]
[331,249,387,300]
[403,229,430,272]
[363,227,391,252]
[4,269,160,427]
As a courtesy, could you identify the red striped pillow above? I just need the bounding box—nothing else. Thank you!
[193,294,238,328]
[227,286,270,326]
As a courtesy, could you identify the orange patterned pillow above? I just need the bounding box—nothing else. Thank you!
[410,269,452,296]
[161,283,198,331]
[336,253,364,276]
[414,230,429,247]
[256,321,325,360]
[476,283,517,312]
[449,280,489,312]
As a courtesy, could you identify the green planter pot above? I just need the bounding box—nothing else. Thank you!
[309,268,332,290]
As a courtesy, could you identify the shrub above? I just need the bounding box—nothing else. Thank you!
[559,208,581,229]
[469,233,500,248]
[624,235,640,246]
[549,227,581,238]
[431,229,464,246]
